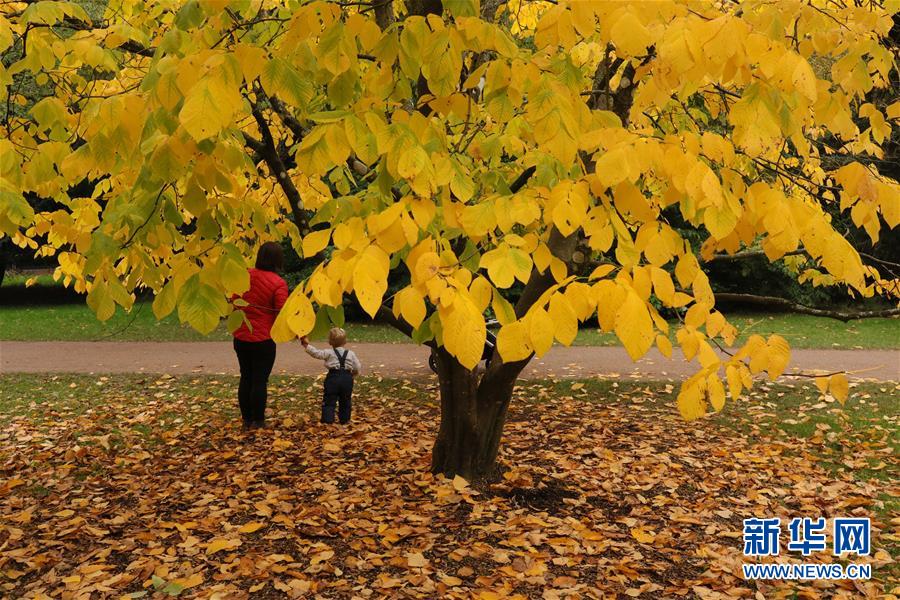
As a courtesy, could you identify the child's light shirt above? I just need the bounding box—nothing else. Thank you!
[304,344,362,374]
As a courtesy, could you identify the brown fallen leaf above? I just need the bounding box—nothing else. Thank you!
[406,552,428,568]
[206,538,241,555]
[238,521,265,534]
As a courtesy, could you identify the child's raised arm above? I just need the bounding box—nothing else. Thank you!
[302,340,331,360]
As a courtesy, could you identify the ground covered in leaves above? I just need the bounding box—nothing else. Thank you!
[1,374,897,599]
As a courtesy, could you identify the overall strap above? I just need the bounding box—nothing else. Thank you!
[334,348,348,370]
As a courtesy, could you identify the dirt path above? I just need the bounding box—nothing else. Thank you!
[2,341,897,381]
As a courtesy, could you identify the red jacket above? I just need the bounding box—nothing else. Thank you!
[232,268,289,342]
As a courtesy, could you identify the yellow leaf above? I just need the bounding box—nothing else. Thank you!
[594,147,631,189]
[829,373,849,405]
[548,294,578,346]
[650,267,675,306]
[492,292,517,326]
[206,537,241,555]
[528,307,555,357]
[271,291,315,342]
[703,205,738,240]
[677,382,706,420]
[726,363,743,400]
[611,11,651,56]
[656,334,672,358]
[452,474,469,490]
[287,294,316,338]
[309,269,342,306]
[302,229,331,257]
[413,251,441,287]
[173,573,204,589]
[792,58,818,102]
[233,43,267,82]
[179,76,241,141]
[766,334,790,379]
[615,289,654,361]
[394,287,427,329]
[238,522,265,534]
[707,374,726,412]
[497,320,532,362]
[814,376,829,394]
[441,296,486,370]
[469,276,493,313]
[589,264,616,280]
[353,245,390,318]
[630,527,656,544]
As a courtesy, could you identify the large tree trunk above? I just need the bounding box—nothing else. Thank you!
[430,230,579,481]
[430,348,520,481]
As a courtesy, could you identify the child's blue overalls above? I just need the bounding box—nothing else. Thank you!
[322,348,353,424]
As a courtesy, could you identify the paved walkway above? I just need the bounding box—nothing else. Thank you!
[1,341,897,381]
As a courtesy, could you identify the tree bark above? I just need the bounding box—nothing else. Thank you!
[430,226,577,481]
[430,347,517,481]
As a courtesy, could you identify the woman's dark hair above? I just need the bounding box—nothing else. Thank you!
[255,241,284,273]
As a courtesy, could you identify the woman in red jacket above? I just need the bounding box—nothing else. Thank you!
[232,242,289,430]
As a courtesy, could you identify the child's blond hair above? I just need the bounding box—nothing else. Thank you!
[328,327,347,347]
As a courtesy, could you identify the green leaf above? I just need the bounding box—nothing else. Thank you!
[326,304,345,327]
[327,68,357,107]
[309,306,332,341]
[219,250,249,294]
[226,309,247,334]
[0,190,35,227]
[177,275,227,334]
[162,581,185,596]
[446,0,479,18]
[86,280,116,322]
[152,280,178,320]
[174,1,204,30]
[411,313,435,345]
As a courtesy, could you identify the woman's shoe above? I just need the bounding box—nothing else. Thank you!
[251,420,267,429]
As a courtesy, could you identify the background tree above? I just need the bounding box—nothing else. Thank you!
[1,0,898,480]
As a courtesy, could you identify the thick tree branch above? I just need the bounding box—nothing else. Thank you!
[704,249,806,263]
[714,293,900,321]
[267,94,306,142]
[247,104,310,235]
[372,0,395,29]
[481,227,578,390]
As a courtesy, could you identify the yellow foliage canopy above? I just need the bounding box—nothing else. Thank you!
[2,0,898,411]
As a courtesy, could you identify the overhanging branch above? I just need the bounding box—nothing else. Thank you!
[714,293,900,321]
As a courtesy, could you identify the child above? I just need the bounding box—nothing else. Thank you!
[300,328,361,425]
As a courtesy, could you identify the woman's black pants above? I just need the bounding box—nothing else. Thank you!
[233,338,276,425]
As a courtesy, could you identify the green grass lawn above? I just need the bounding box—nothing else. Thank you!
[1,272,58,287]
[1,299,897,349]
